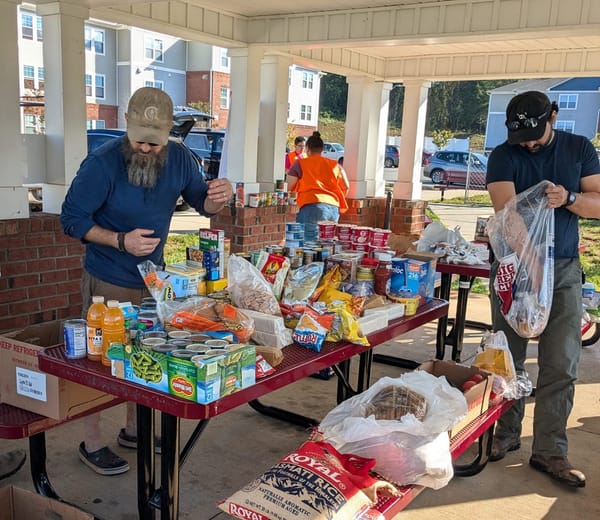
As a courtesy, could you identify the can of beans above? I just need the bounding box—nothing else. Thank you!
[63,319,88,359]
[169,349,197,360]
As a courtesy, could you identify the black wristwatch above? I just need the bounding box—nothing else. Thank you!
[564,191,577,207]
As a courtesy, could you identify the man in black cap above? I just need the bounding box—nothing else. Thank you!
[486,90,600,487]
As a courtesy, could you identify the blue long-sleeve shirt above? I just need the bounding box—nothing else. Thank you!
[61,136,211,288]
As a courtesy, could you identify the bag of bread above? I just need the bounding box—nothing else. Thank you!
[318,372,467,489]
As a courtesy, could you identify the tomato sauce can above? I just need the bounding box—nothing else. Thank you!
[63,319,88,359]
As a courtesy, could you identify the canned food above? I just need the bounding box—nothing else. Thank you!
[167,339,192,348]
[152,344,176,353]
[138,310,159,330]
[169,349,197,359]
[141,337,167,349]
[187,333,212,343]
[204,339,230,348]
[168,330,192,340]
[185,344,209,354]
[63,319,87,359]
[143,330,168,340]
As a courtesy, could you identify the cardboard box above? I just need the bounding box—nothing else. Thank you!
[199,228,225,278]
[0,485,93,520]
[405,251,440,302]
[167,344,256,404]
[0,322,115,420]
[107,343,170,393]
[416,359,492,437]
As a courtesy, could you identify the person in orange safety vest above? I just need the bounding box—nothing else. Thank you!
[285,136,307,173]
[286,131,349,242]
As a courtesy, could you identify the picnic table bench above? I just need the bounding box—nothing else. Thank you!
[0,398,123,518]
[432,182,487,201]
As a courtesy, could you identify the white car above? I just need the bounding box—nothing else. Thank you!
[321,142,345,165]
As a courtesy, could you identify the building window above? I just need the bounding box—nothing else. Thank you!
[84,27,105,54]
[219,87,230,109]
[36,17,43,41]
[85,74,92,96]
[144,80,164,90]
[555,121,575,133]
[23,65,35,79]
[38,67,44,82]
[95,75,105,99]
[300,104,312,121]
[558,94,577,110]
[21,14,33,40]
[302,71,314,89]
[87,120,106,130]
[144,37,163,62]
[220,48,229,68]
[24,114,36,134]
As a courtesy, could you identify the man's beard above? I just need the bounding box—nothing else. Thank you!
[123,140,168,188]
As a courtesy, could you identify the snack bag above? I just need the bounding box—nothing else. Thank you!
[292,306,335,352]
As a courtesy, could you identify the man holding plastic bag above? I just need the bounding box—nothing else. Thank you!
[486,91,600,488]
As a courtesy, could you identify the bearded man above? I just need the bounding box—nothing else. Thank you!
[61,87,232,475]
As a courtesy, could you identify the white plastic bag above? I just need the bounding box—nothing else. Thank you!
[318,372,467,489]
[487,180,554,338]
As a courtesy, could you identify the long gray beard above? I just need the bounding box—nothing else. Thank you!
[123,140,168,188]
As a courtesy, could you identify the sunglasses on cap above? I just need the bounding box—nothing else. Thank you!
[506,109,549,131]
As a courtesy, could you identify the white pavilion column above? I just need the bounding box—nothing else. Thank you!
[344,77,392,199]
[258,54,291,186]
[37,1,88,214]
[0,0,28,218]
[392,80,431,201]
[225,47,264,194]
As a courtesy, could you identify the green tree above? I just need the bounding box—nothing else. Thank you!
[319,73,348,119]
[431,129,454,149]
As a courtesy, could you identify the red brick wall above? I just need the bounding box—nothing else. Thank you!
[0,199,426,333]
[0,214,84,333]
[86,104,118,128]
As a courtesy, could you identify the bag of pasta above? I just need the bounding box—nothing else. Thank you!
[487,180,554,338]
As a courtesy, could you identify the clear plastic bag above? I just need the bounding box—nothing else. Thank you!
[318,372,467,489]
[487,180,554,338]
[473,330,532,400]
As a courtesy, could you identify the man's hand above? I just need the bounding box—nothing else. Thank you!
[545,182,570,208]
[122,229,160,257]
[204,179,233,213]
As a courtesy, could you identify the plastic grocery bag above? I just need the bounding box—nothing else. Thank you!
[487,180,554,338]
[473,330,532,400]
[318,372,467,489]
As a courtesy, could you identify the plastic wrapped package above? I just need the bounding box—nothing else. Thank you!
[487,180,554,338]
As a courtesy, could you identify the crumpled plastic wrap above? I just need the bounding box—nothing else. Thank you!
[487,180,554,338]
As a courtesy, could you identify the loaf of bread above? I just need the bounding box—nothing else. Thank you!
[365,385,427,421]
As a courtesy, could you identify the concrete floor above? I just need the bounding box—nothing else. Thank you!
[2,293,600,519]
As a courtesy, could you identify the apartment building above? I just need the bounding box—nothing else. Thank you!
[17,6,320,136]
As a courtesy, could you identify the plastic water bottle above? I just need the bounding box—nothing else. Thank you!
[582,282,595,303]
[102,300,125,367]
[86,295,107,362]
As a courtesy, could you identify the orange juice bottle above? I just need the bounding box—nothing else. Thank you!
[102,300,125,367]
[86,295,107,361]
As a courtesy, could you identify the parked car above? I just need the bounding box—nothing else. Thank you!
[422,150,487,188]
[321,142,345,165]
[183,129,225,180]
[385,145,400,168]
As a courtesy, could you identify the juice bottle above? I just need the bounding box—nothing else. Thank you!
[102,299,125,367]
[86,295,107,361]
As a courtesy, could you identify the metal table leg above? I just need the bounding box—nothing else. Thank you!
[29,432,59,499]
[137,404,156,520]
[436,272,453,359]
[161,412,180,520]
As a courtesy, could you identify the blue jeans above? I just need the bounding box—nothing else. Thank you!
[489,257,582,456]
[296,203,340,242]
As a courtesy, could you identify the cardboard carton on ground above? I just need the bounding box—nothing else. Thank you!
[0,485,93,519]
[417,359,492,437]
[0,321,115,420]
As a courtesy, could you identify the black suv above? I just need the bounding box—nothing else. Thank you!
[183,129,225,180]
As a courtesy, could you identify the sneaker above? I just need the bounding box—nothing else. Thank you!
[489,435,521,461]
[529,454,586,488]
[117,428,162,454]
[78,443,129,476]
